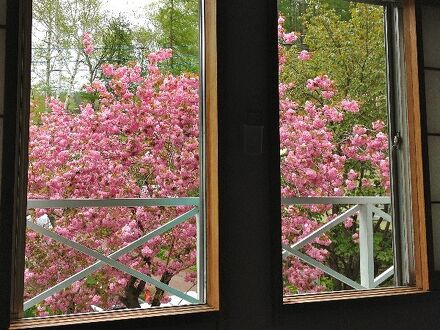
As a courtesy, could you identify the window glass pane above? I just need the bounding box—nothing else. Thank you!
[278,0,396,295]
[25,0,203,317]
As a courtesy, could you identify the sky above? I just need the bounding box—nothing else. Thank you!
[31,0,164,90]
[106,0,154,12]
[105,0,155,25]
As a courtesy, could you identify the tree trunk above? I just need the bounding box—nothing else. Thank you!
[151,272,173,307]
[45,20,53,97]
[120,276,146,308]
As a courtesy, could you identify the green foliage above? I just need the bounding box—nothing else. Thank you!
[101,16,136,65]
[146,0,199,74]
[24,306,38,318]
[319,275,334,291]
[86,275,98,287]
[281,2,387,134]
[30,85,50,124]
[278,0,350,34]
[373,220,394,267]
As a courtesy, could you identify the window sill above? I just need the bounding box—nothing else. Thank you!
[9,304,219,329]
[283,287,428,305]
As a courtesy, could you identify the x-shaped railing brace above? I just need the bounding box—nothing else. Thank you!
[24,207,201,310]
[282,202,394,290]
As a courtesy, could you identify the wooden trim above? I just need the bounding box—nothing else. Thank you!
[283,287,426,305]
[11,0,32,320]
[9,305,217,329]
[11,0,219,326]
[282,0,430,305]
[403,0,430,290]
[205,0,220,311]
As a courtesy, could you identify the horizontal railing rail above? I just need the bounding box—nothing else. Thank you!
[282,196,391,205]
[27,197,200,209]
[281,196,393,290]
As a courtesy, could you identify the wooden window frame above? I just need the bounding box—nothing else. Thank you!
[283,0,430,305]
[7,0,219,328]
[2,0,431,327]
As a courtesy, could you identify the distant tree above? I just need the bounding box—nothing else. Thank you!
[81,15,137,87]
[100,16,136,65]
[32,0,65,97]
[278,0,350,41]
[282,2,387,139]
[146,0,199,74]
[32,0,104,103]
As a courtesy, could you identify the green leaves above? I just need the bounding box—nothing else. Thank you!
[146,0,200,74]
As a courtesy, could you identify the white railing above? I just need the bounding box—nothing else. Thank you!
[25,197,203,311]
[25,196,393,311]
[281,196,393,290]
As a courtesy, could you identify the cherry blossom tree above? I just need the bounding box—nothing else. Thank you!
[26,47,200,316]
[25,2,392,315]
[278,5,391,293]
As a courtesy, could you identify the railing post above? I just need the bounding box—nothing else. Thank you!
[359,203,375,289]
[196,211,205,302]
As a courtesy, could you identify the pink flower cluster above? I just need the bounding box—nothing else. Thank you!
[278,16,299,44]
[306,75,335,99]
[82,32,94,55]
[298,50,311,61]
[340,99,360,113]
[147,48,173,64]
[341,122,390,190]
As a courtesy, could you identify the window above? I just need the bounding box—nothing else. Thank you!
[7,0,218,326]
[2,0,432,328]
[278,0,429,301]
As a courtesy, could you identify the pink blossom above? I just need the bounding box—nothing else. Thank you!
[298,50,311,61]
[322,90,334,99]
[82,32,94,55]
[340,99,360,113]
[361,178,372,187]
[353,125,367,135]
[345,179,357,190]
[101,64,114,77]
[283,32,298,44]
[25,14,392,308]
[347,169,358,180]
[352,233,360,244]
[372,120,385,131]
[344,217,354,229]
[147,48,173,64]
[26,49,201,313]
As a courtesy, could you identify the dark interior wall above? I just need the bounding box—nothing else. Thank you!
[423,3,440,284]
[0,0,5,306]
[3,0,440,329]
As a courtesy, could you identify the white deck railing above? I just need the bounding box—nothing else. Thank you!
[25,195,393,310]
[25,197,203,311]
[282,196,393,290]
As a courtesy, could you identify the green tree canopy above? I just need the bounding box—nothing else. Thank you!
[101,15,136,65]
[145,0,199,74]
[281,2,387,138]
